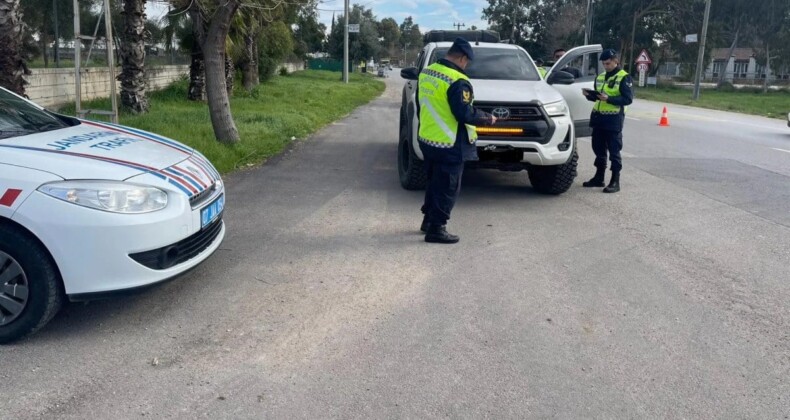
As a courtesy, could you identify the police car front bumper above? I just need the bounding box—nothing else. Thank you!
[12,186,225,297]
[474,115,574,166]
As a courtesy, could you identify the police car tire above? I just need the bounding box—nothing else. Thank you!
[527,147,579,195]
[0,224,64,344]
[398,108,427,190]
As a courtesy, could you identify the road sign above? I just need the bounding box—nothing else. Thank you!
[635,49,652,64]
[638,69,647,87]
[348,24,360,33]
[685,33,698,43]
[637,63,649,72]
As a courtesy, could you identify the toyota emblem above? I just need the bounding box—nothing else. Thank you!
[492,107,510,119]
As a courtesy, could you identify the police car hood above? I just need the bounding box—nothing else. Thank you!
[469,79,565,105]
[0,120,195,181]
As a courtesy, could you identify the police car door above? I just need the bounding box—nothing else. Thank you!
[545,44,603,138]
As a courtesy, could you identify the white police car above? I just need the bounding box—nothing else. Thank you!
[0,87,225,343]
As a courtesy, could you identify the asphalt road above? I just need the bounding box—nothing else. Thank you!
[2,72,788,419]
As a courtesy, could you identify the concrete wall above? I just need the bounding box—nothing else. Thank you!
[26,65,188,108]
[26,61,306,108]
[280,61,306,74]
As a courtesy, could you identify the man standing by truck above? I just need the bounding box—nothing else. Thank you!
[581,49,633,193]
[418,38,496,243]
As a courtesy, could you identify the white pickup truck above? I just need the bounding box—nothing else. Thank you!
[398,30,603,194]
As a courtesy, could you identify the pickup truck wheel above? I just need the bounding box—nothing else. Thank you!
[398,108,427,190]
[527,147,578,195]
[0,224,64,344]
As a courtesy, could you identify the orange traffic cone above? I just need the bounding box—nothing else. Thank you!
[658,106,670,126]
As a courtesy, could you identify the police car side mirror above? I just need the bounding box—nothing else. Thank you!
[546,70,575,85]
[401,67,419,80]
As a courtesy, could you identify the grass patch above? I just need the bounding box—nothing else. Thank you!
[635,85,790,119]
[58,70,385,173]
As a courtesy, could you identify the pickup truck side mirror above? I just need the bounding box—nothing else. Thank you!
[400,67,419,80]
[546,70,575,85]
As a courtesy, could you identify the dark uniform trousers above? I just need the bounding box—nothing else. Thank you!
[591,128,623,173]
[421,159,464,226]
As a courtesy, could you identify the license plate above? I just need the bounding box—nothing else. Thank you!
[201,194,225,229]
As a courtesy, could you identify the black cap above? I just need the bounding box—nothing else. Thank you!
[600,49,618,61]
[448,37,475,61]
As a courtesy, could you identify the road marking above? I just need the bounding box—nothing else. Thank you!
[625,116,641,121]
[622,151,637,158]
[772,148,790,154]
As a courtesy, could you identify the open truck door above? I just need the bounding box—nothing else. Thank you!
[545,44,603,138]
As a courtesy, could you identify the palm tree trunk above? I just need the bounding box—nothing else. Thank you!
[203,0,240,143]
[0,0,30,96]
[241,33,259,91]
[188,4,206,101]
[225,54,234,96]
[119,0,149,113]
[188,44,206,101]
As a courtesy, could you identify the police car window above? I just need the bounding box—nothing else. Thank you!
[0,89,67,139]
[429,47,541,81]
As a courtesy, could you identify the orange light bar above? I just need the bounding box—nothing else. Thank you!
[475,127,523,134]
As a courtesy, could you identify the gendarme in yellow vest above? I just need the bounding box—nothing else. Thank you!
[593,69,629,115]
[418,63,478,148]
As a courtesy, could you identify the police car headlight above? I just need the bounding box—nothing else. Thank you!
[544,102,568,117]
[39,181,168,213]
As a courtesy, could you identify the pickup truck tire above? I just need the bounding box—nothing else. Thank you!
[0,224,64,344]
[398,108,427,190]
[527,146,578,195]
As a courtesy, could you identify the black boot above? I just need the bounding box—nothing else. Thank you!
[425,225,459,244]
[583,167,606,187]
[603,172,620,193]
[420,216,430,233]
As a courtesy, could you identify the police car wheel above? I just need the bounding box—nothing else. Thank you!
[398,108,427,190]
[0,224,64,344]
[527,147,578,195]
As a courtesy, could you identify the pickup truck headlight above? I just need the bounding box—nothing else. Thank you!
[39,181,168,213]
[544,102,569,117]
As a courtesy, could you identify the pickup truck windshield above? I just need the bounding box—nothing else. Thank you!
[429,47,541,81]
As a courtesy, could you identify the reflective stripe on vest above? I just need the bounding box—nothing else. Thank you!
[418,63,478,148]
[593,69,629,115]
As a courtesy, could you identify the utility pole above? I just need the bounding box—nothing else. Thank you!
[53,0,60,67]
[343,0,349,83]
[692,0,712,100]
[584,0,593,45]
[453,22,465,30]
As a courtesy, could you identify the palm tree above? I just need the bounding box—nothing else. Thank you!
[0,0,30,96]
[119,0,149,113]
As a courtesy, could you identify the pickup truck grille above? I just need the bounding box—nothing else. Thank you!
[474,102,554,143]
[476,104,543,122]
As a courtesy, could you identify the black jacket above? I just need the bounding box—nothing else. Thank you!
[587,66,633,132]
[419,59,492,163]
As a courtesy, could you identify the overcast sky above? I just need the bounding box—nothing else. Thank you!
[145,0,489,36]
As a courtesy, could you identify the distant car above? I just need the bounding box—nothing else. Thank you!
[377,66,387,77]
[0,87,225,343]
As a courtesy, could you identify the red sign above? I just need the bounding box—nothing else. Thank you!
[637,63,649,72]
[635,49,652,64]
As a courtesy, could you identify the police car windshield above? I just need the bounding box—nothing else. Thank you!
[430,47,541,81]
[0,88,68,139]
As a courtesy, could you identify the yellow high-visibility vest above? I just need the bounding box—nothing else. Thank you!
[593,69,629,114]
[417,62,478,148]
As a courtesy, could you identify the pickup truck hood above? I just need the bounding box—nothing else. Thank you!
[469,79,565,105]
